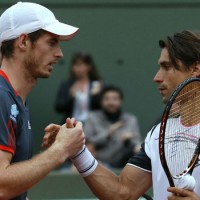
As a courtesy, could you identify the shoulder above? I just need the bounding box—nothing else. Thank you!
[0,88,13,105]
[88,110,103,118]
[127,142,152,173]
[0,89,20,122]
[145,123,160,142]
[122,112,138,121]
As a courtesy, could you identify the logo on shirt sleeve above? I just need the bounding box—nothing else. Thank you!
[10,104,19,122]
[28,120,31,130]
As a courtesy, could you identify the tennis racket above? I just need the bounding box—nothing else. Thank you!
[159,77,200,189]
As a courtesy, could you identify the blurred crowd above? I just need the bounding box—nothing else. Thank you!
[54,52,142,170]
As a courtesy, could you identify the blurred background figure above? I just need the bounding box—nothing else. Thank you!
[0,51,2,66]
[55,52,103,123]
[84,86,141,168]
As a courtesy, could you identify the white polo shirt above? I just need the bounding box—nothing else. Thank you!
[127,123,200,200]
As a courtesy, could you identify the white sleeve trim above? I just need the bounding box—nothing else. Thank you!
[126,163,152,173]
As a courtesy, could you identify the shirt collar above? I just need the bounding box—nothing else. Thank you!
[0,69,19,96]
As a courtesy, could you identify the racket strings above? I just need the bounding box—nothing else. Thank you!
[170,99,200,114]
[180,112,200,125]
[173,105,200,120]
[170,85,199,104]
[170,105,200,122]
[170,98,200,115]
[165,81,200,177]
[170,84,200,126]
[170,87,200,112]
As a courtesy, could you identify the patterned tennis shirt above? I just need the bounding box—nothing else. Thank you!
[0,70,32,199]
[127,123,200,200]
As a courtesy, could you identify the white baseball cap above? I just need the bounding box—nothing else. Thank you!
[0,2,79,45]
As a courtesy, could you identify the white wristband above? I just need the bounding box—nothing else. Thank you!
[71,146,98,177]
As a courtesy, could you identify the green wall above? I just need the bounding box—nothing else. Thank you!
[0,0,199,199]
[1,0,200,153]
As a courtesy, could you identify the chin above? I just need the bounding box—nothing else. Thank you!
[41,74,51,78]
[107,109,118,113]
[36,72,51,79]
[162,96,169,104]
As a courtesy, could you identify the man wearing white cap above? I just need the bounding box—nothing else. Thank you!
[0,2,84,199]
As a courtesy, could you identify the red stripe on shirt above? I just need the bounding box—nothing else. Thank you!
[0,145,15,155]
[7,119,16,154]
[0,70,19,96]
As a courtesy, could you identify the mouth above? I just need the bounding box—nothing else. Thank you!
[47,61,58,71]
[49,61,58,66]
[158,87,167,95]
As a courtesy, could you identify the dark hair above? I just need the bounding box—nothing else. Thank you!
[1,29,47,59]
[1,39,15,59]
[69,52,101,81]
[28,29,47,44]
[100,85,124,100]
[159,30,200,70]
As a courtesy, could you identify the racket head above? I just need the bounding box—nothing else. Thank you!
[159,77,200,187]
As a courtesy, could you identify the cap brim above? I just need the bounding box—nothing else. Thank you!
[43,21,79,41]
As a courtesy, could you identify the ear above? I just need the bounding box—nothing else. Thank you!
[191,62,200,78]
[16,34,30,51]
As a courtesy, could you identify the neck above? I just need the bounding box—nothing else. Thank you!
[103,108,122,123]
[1,58,36,103]
[77,76,89,82]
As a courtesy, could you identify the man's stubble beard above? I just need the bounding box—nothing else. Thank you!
[24,52,49,79]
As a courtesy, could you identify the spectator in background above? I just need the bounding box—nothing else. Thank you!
[0,51,2,65]
[84,86,141,168]
[55,52,103,123]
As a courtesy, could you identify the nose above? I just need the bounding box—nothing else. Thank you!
[55,46,63,58]
[153,69,163,83]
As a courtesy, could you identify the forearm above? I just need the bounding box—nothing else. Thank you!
[71,145,151,200]
[84,164,129,200]
[70,146,126,199]
[84,164,151,200]
[0,144,64,199]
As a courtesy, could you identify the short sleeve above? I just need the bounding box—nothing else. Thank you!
[0,91,17,155]
[127,142,152,172]
[126,126,157,173]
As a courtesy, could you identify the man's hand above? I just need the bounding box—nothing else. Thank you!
[42,118,77,148]
[66,117,77,128]
[53,121,85,161]
[168,187,200,200]
[108,121,123,136]
[121,132,134,142]
[42,124,61,148]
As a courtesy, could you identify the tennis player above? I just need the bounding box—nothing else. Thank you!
[0,2,85,200]
[44,30,200,200]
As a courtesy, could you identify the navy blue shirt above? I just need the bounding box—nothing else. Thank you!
[0,70,33,199]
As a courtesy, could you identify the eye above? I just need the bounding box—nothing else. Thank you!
[161,63,172,71]
[48,41,56,47]
[48,39,59,47]
[164,64,171,70]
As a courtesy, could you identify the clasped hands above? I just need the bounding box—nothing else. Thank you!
[42,118,85,159]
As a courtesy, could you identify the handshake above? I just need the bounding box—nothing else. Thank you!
[42,118,85,163]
